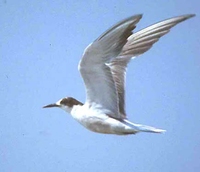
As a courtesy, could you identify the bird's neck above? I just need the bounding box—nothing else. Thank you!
[70,104,83,115]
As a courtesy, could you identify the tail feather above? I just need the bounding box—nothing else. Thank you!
[123,119,166,134]
[136,124,166,133]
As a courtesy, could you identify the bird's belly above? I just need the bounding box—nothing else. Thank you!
[83,117,114,134]
[78,115,134,135]
[71,106,136,135]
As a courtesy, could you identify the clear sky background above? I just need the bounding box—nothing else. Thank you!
[1,1,199,172]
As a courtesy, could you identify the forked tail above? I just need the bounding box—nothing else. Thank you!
[123,119,166,134]
[135,124,166,133]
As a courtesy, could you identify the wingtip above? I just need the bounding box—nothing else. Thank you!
[178,14,196,21]
[135,14,143,19]
[183,14,196,20]
[187,14,196,18]
[131,14,143,22]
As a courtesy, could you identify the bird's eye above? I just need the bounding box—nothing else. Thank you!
[60,98,69,105]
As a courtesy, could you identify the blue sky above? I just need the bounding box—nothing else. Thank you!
[0,0,199,172]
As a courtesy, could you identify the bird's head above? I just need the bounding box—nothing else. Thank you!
[43,97,83,113]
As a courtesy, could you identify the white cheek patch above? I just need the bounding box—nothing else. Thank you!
[60,105,72,114]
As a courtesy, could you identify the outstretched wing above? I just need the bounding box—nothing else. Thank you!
[120,14,195,57]
[109,14,195,119]
[79,15,142,119]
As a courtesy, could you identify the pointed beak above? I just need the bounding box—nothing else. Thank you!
[43,103,60,108]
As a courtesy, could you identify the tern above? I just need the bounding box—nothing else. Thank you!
[43,14,195,135]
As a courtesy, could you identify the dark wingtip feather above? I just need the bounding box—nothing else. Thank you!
[96,14,143,41]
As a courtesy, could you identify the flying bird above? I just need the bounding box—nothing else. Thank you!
[43,14,195,135]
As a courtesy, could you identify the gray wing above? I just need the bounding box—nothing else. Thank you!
[120,14,195,57]
[79,15,142,119]
[107,57,131,118]
[109,14,195,119]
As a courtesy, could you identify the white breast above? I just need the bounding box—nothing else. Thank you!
[70,104,131,134]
